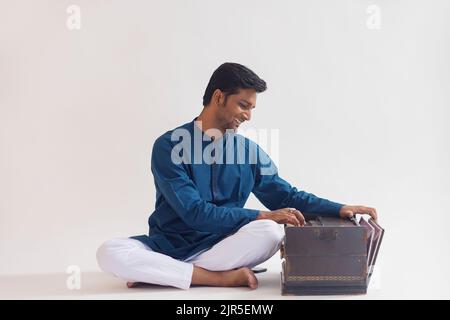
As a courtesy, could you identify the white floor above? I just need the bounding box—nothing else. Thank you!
[0,254,409,300]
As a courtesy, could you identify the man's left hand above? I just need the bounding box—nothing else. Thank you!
[339,205,378,221]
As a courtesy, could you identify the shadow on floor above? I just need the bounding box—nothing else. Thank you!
[0,270,288,299]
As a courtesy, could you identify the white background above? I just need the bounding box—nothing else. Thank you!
[1,0,449,298]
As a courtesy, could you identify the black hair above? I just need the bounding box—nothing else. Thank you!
[202,62,267,107]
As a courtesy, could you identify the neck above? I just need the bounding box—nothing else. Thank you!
[196,106,225,138]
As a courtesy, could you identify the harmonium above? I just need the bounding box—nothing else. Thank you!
[281,215,384,295]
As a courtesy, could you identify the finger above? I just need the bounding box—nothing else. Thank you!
[287,213,300,226]
[284,208,299,226]
[369,207,378,221]
[359,206,378,221]
[281,213,295,226]
[293,210,305,226]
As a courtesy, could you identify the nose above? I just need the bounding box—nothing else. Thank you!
[243,110,251,121]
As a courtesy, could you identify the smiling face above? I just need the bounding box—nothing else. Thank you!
[214,88,257,132]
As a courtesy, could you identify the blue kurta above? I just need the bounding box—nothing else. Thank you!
[131,119,343,260]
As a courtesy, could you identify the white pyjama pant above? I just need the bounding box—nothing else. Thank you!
[96,220,284,289]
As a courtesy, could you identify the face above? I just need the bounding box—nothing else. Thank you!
[214,88,257,132]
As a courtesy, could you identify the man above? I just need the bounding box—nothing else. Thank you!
[97,62,377,290]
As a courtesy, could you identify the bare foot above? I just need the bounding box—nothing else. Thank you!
[220,267,258,290]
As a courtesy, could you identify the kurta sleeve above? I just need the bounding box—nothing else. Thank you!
[251,143,343,217]
[151,134,259,235]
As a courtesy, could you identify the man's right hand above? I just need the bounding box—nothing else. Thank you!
[256,208,305,227]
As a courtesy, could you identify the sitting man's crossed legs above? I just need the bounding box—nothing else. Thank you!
[96,220,284,290]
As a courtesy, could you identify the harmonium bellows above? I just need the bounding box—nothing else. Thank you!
[281,215,384,295]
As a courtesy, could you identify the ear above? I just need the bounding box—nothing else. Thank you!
[213,89,224,106]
